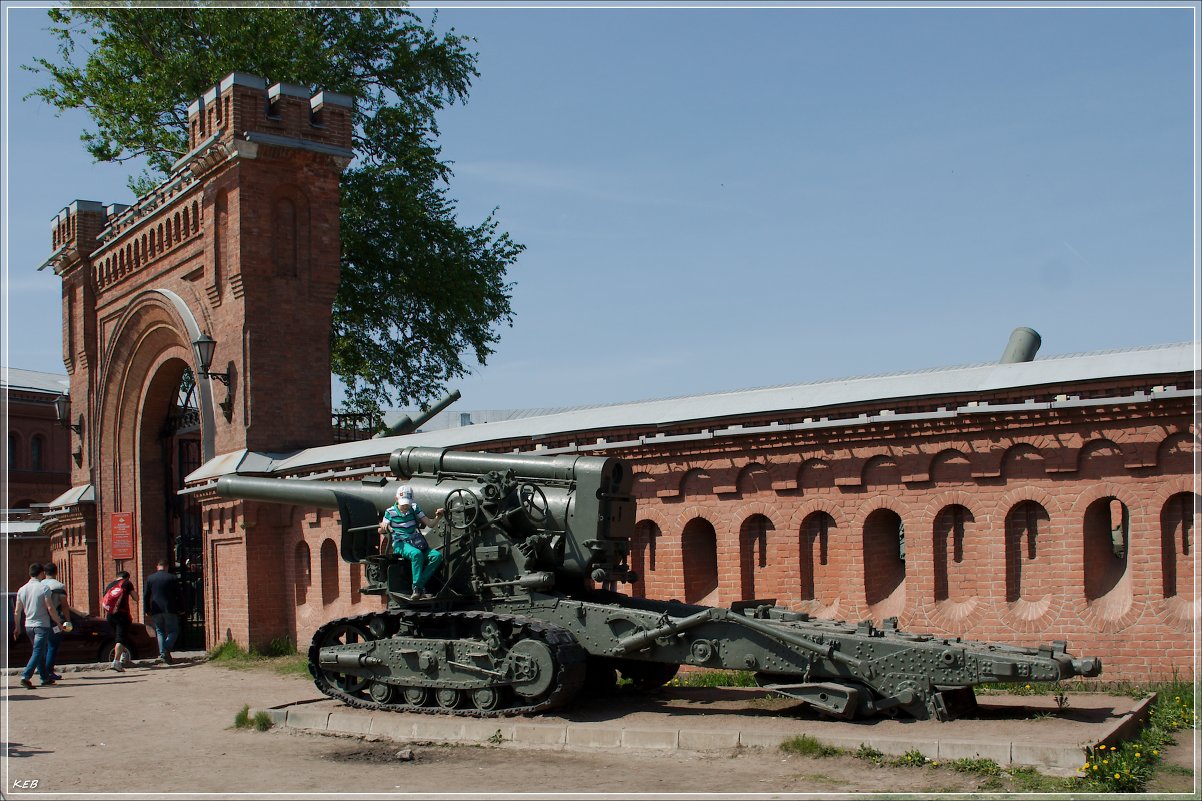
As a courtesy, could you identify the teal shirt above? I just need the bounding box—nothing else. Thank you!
[383,503,428,552]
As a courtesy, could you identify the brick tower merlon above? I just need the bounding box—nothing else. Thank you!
[45,200,109,273]
[185,71,354,158]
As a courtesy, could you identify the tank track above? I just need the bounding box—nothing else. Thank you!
[308,609,586,718]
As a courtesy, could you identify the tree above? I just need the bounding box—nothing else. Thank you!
[27,5,521,420]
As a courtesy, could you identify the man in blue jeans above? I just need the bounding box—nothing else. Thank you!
[143,560,181,663]
[12,563,64,690]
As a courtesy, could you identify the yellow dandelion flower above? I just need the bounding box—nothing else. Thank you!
[1153,750,1159,756]
[1135,752,1141,758]
[1092,765,1098,771]
[1114,773,1120,779]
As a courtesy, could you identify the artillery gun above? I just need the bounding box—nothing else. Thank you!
[216,446,1101,721]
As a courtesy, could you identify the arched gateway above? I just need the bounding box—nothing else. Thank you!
[40,73,354,650]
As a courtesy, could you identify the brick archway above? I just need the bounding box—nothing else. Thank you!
[44,72,354,649]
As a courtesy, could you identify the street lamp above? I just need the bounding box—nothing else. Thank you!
[192,333,234,421]
[53,393,83,434]
[53,393,84,466]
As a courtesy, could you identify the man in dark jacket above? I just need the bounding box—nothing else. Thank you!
[143,561,181,664]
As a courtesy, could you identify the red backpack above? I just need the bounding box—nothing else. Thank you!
[100,581,126,615]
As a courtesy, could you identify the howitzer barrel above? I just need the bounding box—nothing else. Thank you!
[391,446,630,490]
[386,390,463,437]
[214,475,394,512]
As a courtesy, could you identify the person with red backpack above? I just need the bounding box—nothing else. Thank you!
[101,571,136,672]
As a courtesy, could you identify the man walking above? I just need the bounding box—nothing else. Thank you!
[143,561,181,664]
[40,563,71,681]
[12,563,64,689]
[101,570,136,671]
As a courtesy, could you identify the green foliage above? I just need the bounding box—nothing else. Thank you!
[487,729,504,745]
[209,637,307,676]
[252,711,273,731]
[780,734,843,758]
[210,639,249,663]
[1074,681,1196,793]
[27,6,521,417]
[947,758,1001,777]
[233,703,251,729]
[890,749,932,768]
[665,670,757,688]
[854,744,886,765]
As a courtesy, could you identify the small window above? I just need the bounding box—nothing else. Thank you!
[30,435,44,472]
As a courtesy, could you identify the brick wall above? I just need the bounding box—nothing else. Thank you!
[200,385,1195,680]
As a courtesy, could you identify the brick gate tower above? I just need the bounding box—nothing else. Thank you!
[41,73,354,650]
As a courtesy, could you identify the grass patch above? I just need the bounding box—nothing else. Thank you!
[233,703,274,731]
[889,749,933,768]
[780,734,844,758]
[1006,765,1072,792]
[1075,679,1196,793]
[854,744,886,766]
[210,637,309,677]
[947,757,1001,777]
[666,669,757,688]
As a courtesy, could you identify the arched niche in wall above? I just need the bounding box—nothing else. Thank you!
[932,504,976,604]
[799,510,835,604]
[798,458,835,493]
[862,455,902,488]
[1160,491,1198,605]
[1156,433,1194,474]
[929,450,973,485]
[738,513,773,599]
[1005,500,1051,604]
[681,517,718,606]
[320,538,340,605]
[735,463,773,496]
[631,520,661,597]
[1000,443,1046,481]
[1082,496,1132,619]
[294,541,311,607]
[1077,439,1126,479]
[863,507,905,621]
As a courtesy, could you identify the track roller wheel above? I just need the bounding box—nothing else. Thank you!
[435,688,462,709]
[369,682,397,704]
[403,686,429,706]
[471,686,507,712]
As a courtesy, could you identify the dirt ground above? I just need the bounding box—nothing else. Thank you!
[3,657,1196,799]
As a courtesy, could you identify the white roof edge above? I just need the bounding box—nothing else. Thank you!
[46,484,95,510]
[189,341,1198,481]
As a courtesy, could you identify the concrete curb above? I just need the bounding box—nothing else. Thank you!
[250,696,1148,778]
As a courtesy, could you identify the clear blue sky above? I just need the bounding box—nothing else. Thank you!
[3,3,1198,410]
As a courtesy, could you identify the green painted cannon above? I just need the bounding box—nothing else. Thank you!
[215,446,1101,720]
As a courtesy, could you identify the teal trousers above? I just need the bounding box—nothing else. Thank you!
[399,542,443,592]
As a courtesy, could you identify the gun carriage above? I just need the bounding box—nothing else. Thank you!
[216,438,1101,721]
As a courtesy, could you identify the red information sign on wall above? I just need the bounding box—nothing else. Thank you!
[111,512,135,560]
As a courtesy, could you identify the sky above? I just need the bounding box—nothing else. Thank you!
[2,2,1198,412]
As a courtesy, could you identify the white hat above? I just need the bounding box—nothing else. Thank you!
[395,485,414,504]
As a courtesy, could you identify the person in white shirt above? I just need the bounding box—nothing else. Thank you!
[13,562,64,690]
